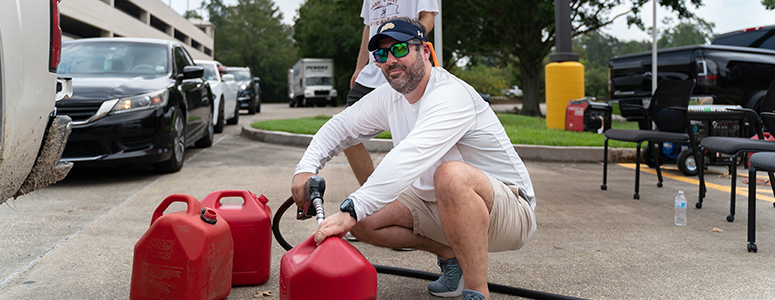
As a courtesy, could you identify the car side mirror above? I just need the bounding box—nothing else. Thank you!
[179,66,205,80]
[254,77,261,83]
[222,74,235,82]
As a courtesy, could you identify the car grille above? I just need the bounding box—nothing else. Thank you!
[314,90,329,96]
[56,102,102,122]
[62,141,105,158]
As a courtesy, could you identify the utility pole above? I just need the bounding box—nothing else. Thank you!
[434,0,442,67]
[652,0,658,93]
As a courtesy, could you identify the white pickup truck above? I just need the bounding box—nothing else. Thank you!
[0,0,73,204]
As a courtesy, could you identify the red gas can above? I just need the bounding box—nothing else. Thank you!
[130,194,234,300]
[279,235,377,300]
[202,190,272,286]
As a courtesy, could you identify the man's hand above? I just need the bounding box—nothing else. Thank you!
[314,211,357,245]
[291,172,315,209]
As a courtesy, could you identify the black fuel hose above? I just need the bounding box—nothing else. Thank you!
[273,196,586,300]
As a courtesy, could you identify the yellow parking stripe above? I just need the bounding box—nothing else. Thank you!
[617,163,775,203]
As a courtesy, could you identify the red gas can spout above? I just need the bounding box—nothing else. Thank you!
[201,208,218,224]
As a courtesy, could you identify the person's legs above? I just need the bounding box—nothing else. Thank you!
[350,200,454,258]
[434,161,495,300]
[343,82,376,186]
[343,144,374,186]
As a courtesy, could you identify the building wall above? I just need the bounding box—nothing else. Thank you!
[60,0,214,59]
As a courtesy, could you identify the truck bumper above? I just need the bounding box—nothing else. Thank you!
[14,115,74,198]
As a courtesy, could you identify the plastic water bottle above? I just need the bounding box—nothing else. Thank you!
[674,191,687,226]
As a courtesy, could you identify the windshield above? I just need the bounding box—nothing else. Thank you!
[199,64,219,81]
[307,77,333,86]
[58,42,169,77]
[230,69,251,81]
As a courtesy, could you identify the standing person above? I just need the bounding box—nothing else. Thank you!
[292,18,537,300]
[344,0,439,186]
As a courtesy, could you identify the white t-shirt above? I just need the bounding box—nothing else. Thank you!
[355,0,440,88]
[296,68,536,221]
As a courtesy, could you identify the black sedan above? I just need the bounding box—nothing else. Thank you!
[56,38,214,173]
[227,66,261,114]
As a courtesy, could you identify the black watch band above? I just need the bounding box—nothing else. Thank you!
[340,198,357,221]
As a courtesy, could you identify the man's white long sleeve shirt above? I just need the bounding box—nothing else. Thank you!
[295,68,536,221]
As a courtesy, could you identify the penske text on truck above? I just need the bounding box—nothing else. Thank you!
[288,58,338,107]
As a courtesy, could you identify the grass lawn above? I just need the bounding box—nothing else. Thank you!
[251,113,641,148]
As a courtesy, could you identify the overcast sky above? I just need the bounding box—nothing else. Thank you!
[167,0,775,42]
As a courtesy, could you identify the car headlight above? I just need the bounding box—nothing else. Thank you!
[240,84,247,91]
[331,89,338,97]
[110,89,169,114]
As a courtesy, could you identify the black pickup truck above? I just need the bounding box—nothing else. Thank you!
[609,25,775,123]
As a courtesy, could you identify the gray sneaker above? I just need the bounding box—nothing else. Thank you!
[462,289,487,300]
[427,257,464,297]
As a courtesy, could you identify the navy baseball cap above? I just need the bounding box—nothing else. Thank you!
[367,19,427,51]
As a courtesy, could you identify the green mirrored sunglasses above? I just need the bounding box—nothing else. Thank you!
[372,41,423,63]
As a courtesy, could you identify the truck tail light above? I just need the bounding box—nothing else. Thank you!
[696,59,717,80]
[49,0,62,72]
[741,26,764,33]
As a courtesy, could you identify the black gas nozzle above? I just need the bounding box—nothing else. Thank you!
[297,175,325,221]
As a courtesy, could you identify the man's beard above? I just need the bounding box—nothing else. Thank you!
[383,51,426,94]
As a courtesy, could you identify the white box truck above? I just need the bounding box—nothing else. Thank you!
[288,58,338,107]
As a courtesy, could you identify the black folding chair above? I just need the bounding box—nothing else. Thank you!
[698,79,775,222]
[745,151,775,252]
[601,79,705,200]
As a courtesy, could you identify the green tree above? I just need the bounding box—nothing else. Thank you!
[293,0,363,104]
[183,10,202,19]
[657,18,715,48]
[204,0,296,102]
[449,64,512,96]
[442,0,706,116]
[573,31,617,99]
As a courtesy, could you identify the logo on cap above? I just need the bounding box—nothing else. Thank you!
[418,31,423,38]
[380,22,395,33]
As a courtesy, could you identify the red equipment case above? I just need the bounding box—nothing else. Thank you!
[202,190,272,286]
[566,98,612,132]
[130,194,233,300]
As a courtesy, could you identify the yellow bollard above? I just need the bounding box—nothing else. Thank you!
[545,61,584,129]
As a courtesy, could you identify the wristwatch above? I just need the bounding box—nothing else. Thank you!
[339,198,357,221]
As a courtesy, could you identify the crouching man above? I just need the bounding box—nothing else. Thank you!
[291,17,536,300]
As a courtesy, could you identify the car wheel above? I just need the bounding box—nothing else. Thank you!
[214,97,225,133]
[289,97,296,108]
[256,98,261,113]
[227,103,239,125]
[248,94,257,114]
[195,107,214,148]
[153,114,185,173]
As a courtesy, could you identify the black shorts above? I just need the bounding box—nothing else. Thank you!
[346,82,376,107]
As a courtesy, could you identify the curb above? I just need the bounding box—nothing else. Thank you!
[241,126,637,163]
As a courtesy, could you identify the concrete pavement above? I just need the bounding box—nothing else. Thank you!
[0,103,774,299]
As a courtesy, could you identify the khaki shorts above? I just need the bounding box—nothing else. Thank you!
[397,173,536,252]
